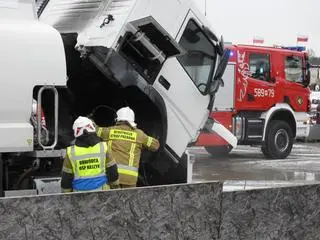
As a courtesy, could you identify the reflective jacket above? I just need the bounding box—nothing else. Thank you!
[97,123,160,186]
[65,142,109,191]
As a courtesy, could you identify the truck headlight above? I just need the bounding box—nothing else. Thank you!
[233,116,245,141]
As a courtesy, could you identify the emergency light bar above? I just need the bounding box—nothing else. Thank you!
[280,46,306,52]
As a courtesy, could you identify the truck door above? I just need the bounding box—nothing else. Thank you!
[237,49,276,111]
[153,13,215,157]
[281,53,308,112]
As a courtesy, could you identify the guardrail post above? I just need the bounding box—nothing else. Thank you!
[185,150,195,183]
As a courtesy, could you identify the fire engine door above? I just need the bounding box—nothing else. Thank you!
[281,53,308,112]
[237,49,276,111]
[153,12,213,157]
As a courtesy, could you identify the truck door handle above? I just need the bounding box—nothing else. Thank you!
[158,76,171,90]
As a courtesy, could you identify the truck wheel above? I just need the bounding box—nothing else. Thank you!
[262,120,293,159]
[205,146,231,157]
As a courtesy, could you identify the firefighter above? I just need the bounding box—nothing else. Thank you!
[61,116,119,192]
[97,107,160,188]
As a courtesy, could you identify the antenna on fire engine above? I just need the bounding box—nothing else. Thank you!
[204,0,207,16]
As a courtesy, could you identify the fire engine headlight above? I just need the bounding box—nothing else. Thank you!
[233,116,244,141]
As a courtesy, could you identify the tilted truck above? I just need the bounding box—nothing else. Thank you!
[196,45,311,159]
[0,0,236,196]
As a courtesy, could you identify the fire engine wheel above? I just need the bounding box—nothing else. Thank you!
[262,120,293,159]
[205,146,232,158]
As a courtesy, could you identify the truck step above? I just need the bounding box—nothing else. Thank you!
[23,149,66,158]
[246,118,264,140]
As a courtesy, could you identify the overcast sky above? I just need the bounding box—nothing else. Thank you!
[194,0,320,56]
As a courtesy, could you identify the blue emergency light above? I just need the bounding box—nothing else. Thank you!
[280,46,306,52]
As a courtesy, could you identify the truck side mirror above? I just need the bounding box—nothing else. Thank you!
[217,35,224,56]
[206,49,230,111]
[303,61,311,87]
[213,49,230,82]
[305,69,311,87]
[208,48,230,95]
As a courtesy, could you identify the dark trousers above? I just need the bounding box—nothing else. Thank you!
[120,184,136,189]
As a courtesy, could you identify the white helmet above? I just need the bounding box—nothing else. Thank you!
[116,107,137,128]
[72,116,96,138]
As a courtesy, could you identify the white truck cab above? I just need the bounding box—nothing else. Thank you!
[39,0,234,183]
[0,0,234,196]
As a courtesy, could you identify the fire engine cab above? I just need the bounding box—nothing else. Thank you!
[197,45,311,159]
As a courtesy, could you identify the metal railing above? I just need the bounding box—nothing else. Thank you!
[37,86,59,150]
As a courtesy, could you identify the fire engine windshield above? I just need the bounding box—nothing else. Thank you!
[177,20,217,94]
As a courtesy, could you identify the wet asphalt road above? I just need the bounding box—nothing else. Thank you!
[188,142,320,185]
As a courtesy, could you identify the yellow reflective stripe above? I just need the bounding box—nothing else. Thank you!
[118,164,138,172]
[62,166,73,174]
[97,128,103,137]
[108,140,112,152]
[147,137,153,148]
[129,143,136,166]
[67,147,76,174]
[118,168,138,177]
[67,147,72,157]
[102,141,108,151]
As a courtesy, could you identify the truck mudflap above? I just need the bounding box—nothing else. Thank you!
[204,118,237,149]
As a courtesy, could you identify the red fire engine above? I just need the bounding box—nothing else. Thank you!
[196,45,311,159]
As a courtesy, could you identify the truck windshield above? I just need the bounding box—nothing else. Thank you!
[177,19,217,94]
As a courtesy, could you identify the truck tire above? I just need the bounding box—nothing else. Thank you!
[261,120,293,159]
[205,146,231,157]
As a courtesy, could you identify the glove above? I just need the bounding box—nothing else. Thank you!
[109,179,120,189]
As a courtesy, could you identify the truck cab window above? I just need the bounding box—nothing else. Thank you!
[285,56,303,83]
[249,53,270,81]
[119,32,162,84]
[177,20,216,94]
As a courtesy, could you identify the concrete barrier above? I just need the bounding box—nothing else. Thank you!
[308,125,320,140]
[220,184,320,240]
[0,182,222,240]
[1,182,320,240]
